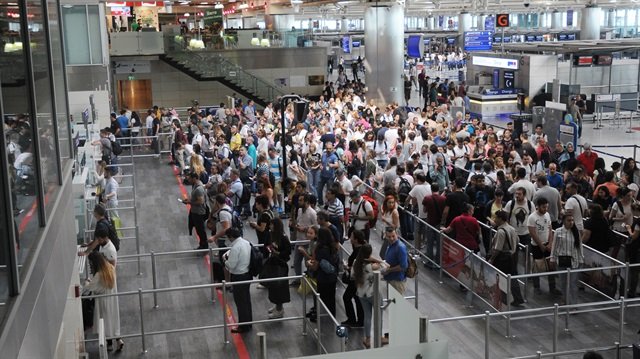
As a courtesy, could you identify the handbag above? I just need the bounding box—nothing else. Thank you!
[558,255,572,268]
[341,270,351,284]
[533,257,551,273]
[319,258,337,275]
[297,277,317,296]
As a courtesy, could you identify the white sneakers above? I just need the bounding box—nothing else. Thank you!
[268,309,284,319]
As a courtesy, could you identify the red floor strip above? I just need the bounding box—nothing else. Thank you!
[172,163,250,359]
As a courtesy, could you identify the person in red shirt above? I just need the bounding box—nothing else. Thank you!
[441,203,481,252]
[422,183,446,268]
[577,142,599,177]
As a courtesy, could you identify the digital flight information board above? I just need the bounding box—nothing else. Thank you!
[464,31,493,52]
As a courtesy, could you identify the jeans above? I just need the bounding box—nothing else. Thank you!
[425,226,441,267]
[557,265,579,304]
[414,219,428,251]
[399,209,414,241]
[307,169,320,198]
[359,295,373,338]
[342,281,363,324]
[376,160,388,169]
[317,176,332,206]
[293,245,305,276]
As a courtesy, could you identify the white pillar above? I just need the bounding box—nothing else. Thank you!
[364,4,404,105]
[607,9,615,28]
[551,10,562,30]
[580,6,601,40]
[341,17,349,33]
[427,16,435,30]
[458,12,472,44]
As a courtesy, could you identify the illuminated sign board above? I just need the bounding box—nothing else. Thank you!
[472,56,519,70]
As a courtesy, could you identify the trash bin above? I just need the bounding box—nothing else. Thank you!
[509,113,532,138]
[458,70,465,82]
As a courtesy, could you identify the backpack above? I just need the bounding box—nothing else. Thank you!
[97,218,120,251]
[507,199,533,222]
[220,208,243,236]
[405,255,418,278]
[398,177,412,203]
[239,183,252,205]
[347,154,363,178]
[474,189,489,208]
[248,242,264,277]
[111,140,123,156]
[360,195,379,228]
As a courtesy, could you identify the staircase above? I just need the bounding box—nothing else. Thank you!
[160,51,285,107]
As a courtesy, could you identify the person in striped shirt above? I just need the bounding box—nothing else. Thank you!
[550,215,584,304]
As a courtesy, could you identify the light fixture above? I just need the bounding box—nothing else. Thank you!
[184,12,191,16]
[291,0,303,4]
[238,2,248,9]
[215,2,224,8]
[200,2,208,4]
[260,38,270,47]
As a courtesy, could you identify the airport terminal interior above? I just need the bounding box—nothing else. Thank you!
[4,0,640,358]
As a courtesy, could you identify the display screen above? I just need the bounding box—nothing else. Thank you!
[576,56,593,66]
[595,55,612,65]
[407,35,422,58]
[423,39,430,45]
[526,35,535,42]
[535,35,544,42]
[472,56,519,70]
[464,31,493,52]
[341,36,350,54]
[493,36,502,43]
[110,6,131,16]
[352,41,360,48]
[567,34,576,40]
[503,37,511,43]
[504,71,514,89]
[447,38,456,45]
[558,34,568,41]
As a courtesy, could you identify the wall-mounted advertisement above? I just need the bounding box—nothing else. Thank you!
[472,56,519,70]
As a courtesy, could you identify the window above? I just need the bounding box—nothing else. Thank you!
[61,5,104,65]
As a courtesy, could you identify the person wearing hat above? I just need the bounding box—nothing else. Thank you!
[348,190,374,242]
[577,142,599,177]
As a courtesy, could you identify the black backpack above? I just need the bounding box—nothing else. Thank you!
[398,177,412,203]
[97,218,120,251]
[239,183,252,205]
[220,208,244,236]
[111,140,123,156]
[248,243,264,277]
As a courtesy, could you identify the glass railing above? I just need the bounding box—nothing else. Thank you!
[164,50,285,102]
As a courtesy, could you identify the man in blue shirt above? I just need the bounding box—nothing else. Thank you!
[116,110,129,138]
[546,163,564,191]
[382,227,408,294]
[317,141,339,206]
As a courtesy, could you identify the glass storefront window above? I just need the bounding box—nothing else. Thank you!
[48,0,71,160]
[0,1,40,291]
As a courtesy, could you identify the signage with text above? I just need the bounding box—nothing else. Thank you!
[472,56,519,70]
[464,31,493,52]
[504,71,514,88]
[496,14,510,28]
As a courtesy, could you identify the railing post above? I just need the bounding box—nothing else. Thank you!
[221,281,229,344]
[209,247,216,303]
[484,311,491,359]
[414,255,419,309]
[419,316,428,343]
[302,276,307,336]
[523,246,530,302]
[615,341,621,359]
[138,288,147,354]
[373,271,382,348]
[315,292,322,354]
[564,268,570,332]
[257,332,267,359]
[438,232,444,283]
[151,251,158,308]
[536,351,542,359]
[506,274,512,338]
[618,296,625,346]
[553,303,559,356]
[624,263,630,299]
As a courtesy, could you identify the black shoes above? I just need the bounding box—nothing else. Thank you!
[341,320,363,328]
[510,300,525,307]
[231,326,252,334]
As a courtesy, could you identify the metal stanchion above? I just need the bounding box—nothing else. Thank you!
[257,332,267,359]
[484,311,491,359]
[209,247,216,303]
[618,297,625,346]
[419,316,428,343]
[138,288,147,353]
[624,263,630,298]
[564,268,570,332]
[315,292,322,354]
[221,281,229,344]
[506,274,512,338]
[302,276,307,336]
[414,259,419,309]
[553,303,559,355]
[536,351,542,359]
[151,251,158,308]
[373,271,382,348]
[523,246,530,301]
[615,341,621,359]
[438,234,444,283]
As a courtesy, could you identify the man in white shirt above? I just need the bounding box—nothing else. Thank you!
[215,103,226,121]
[527,197,561,296]
[564,182,588,232]
[406,171,432,251]
[508,167,536,201]
[348,190,374,242]
[223,227,253,333]
[449,138,470,179]
[292,194,318,286]
[503,187,533,272]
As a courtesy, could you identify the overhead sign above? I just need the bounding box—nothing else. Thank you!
[482,88,522,95]
[496,14,510,28]
[464,31,493,52]
[341,35,350,54]
[114,60,151,74]
[407,35,423,58]
[472,56,519,70]
[484,16,495,33]
[203,9,223,27]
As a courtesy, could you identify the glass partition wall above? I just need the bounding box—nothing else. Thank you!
[0,0,71,329]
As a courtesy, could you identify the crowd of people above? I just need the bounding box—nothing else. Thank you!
[83,77,639,349]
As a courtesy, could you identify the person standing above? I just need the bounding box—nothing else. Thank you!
[224,227,253,333]
[352,243,382,349]
[264,218,291,319]
[182,172,208,250]
[84,252,124,351]
[291,194,318,286]
[550,215,584,304]
[308,227,339,316]
[341,230,366,328]
[489,210,524,307]
[442,204,481,253]
[406,171,432,252]
[249,195,274,257]
[382,226,408,295]
[103,170,119,219]
[527,198,561,296]
[423,184,446,268]
[348,190,374,242]
[317,142,340,206]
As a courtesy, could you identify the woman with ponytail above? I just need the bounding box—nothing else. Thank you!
[551,215,584,304]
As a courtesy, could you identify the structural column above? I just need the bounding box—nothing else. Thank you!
[364,3,404,105]
[426,15,435,30]
[341,17,349,33]
[580,5,601,40]
[458,12,472,44]
[551,10,562,30]
[607,9,615,28]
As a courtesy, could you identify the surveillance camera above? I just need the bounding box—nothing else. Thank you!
[524,2,530,7]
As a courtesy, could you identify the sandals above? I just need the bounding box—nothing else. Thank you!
[362,338,371,349]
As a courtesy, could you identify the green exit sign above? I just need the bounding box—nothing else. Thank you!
[128,75,135,80]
